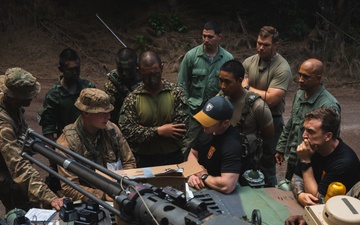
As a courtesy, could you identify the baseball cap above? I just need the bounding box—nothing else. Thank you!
[1,67,41,99]
[75,88,114,113]
[194,96,233,127]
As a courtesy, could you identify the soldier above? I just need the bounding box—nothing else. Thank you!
[0,67,64,212]
[104,47,140,125]
[56,88,136,201]
[275,58,340,181]
[218,60,274,183]
[119,50,189,167]
[242,26,292,186]
[187,96,242,194]
[291,108,359,207]
[38,48,95,192]
[177,21,234,159]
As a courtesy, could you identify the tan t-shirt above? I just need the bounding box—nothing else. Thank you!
[243,53,292,115]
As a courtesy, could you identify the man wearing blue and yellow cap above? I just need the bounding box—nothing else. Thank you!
[187,96,242,194]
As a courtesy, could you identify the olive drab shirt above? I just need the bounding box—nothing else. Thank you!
[0,95,58,206]
[56,120,136,201]
[242,53,292,116]
[177,44,234,115]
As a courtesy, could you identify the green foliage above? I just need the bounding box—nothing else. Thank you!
[148,13,187,36]
[134,35,147,52]
[169,15,187,33]
[149,14,166,36]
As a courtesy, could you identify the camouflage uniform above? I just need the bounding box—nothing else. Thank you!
[0,68,58,212]
[56,88,136,201]
[119,79,189,167]
[104,69,140,124]
[38,77,95,138]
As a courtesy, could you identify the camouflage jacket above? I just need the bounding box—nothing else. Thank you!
[56,119,136,201]
[104,69,140,125]
[119,79,189,155]
[0,96,58,206]
[38,77,95,137]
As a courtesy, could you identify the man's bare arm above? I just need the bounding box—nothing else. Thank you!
[248,87,286,108]
[291,174,304,199]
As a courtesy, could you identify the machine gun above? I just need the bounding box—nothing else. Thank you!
[18,128,261,225]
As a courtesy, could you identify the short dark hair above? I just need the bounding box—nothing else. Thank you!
[59,48,80,68]
[116,48,137,65]
[220,60,245,80]
[204,21,221,34]
[304,108,340,139]
[259,26,279,43]
[138,50,162,68]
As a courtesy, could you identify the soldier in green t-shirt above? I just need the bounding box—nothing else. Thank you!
[242,26,292,186]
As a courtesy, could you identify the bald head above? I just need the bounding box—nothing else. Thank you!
[138,51,162,69]
[138,51,163,93]
[301,58,324,76]
[298,58,323,94]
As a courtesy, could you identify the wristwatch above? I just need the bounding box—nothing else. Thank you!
[300,162,312,171]
[201,174,209,181]
[244,86,250,90]
[296,190,304,200]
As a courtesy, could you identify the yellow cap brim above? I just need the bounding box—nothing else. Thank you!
[193,110,219,128]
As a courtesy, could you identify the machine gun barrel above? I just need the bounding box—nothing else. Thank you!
[18,129,214,224]
[19,129,132,218]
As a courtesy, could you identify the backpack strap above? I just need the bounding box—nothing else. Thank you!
[237,91,262,160]
[237,91,261,132]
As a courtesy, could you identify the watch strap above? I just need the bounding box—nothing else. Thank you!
[201,174,208,181]
[300,162,312,171]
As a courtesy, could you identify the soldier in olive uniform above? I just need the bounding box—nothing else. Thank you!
[0,67,64,212]
[56,88,136,201]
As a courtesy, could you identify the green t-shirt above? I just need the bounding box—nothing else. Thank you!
[243,53,292,116]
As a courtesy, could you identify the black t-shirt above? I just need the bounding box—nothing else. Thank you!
[193,125,242,176]
[295,140,360,195]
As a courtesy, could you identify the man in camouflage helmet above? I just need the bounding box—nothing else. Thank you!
[56,88,136,201]
[0,67,64,212]
[104,47,141,125]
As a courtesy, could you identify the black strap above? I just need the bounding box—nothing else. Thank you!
[237,91,261,133]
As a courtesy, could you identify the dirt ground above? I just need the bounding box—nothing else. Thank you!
[0,22,360,219]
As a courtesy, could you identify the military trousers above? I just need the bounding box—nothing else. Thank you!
[260,115,284,186]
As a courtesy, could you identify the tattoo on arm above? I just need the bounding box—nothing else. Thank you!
[291,174,304,198]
